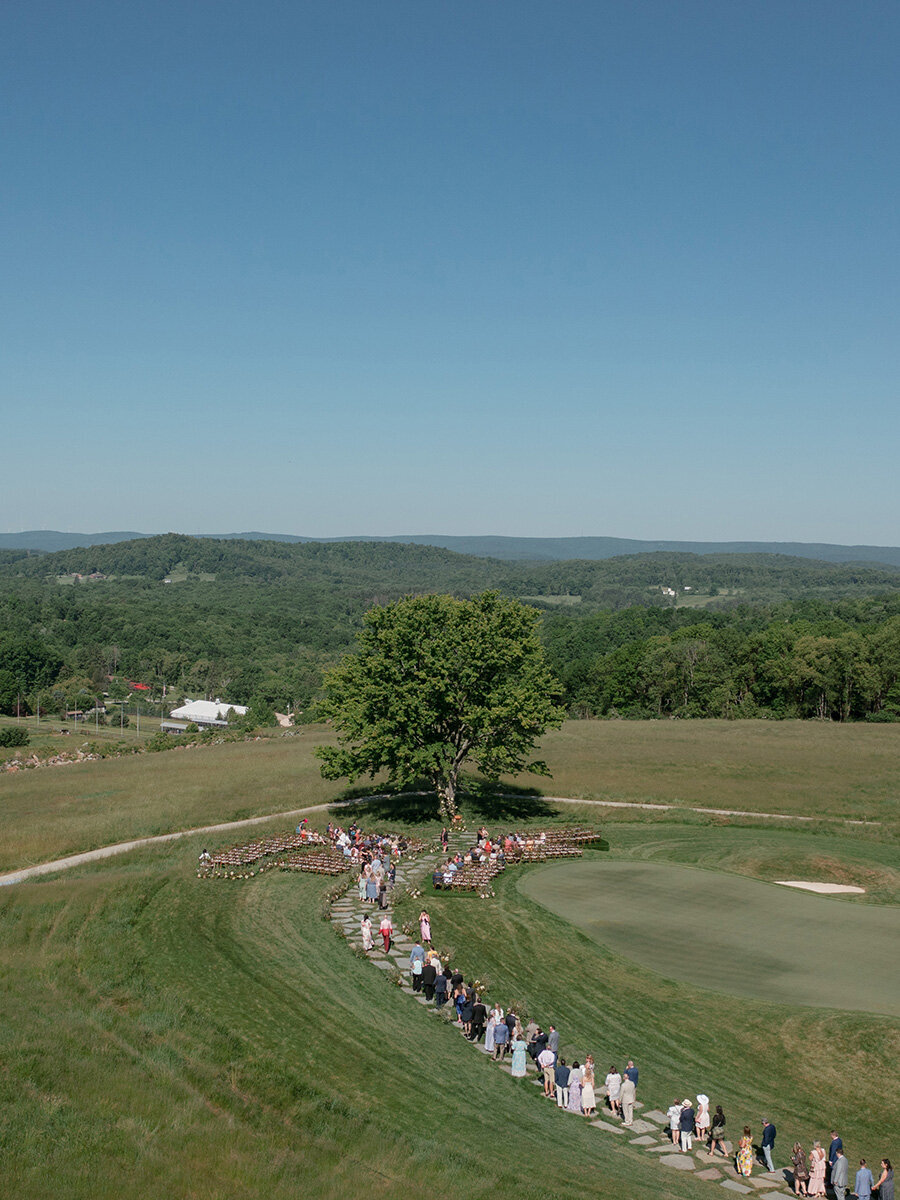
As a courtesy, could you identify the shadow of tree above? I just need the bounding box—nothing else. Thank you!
[330,788,442,825]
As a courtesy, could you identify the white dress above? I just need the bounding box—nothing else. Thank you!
[605,1072,621,1102]
[484,1016,496,1053]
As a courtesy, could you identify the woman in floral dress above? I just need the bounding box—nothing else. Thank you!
[791,1142,810,1195]
[737,1127,754,1177]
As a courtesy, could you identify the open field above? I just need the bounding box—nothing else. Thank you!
[3,818,897,1199]
[509,719,900,823]
[2,719,899,874]
[519,858,900,1015]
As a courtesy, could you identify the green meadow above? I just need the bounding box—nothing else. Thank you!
[1,721,897,1197]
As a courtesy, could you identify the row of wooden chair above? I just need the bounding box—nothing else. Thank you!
[279,852,350,876]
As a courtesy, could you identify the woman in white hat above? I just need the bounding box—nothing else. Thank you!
[696,1094,710,1141]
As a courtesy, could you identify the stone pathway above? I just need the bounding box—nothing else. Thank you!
[330,833,794,1196]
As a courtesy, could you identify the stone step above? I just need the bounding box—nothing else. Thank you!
[590,1119,627,1136]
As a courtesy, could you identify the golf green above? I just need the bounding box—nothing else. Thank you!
[518,860,900,1018]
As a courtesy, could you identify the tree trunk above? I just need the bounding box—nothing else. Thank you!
[437,768,460,823]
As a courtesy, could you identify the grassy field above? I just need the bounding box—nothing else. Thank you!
[0,728,340,873]
[2,815,896,1199]
[2,719,898,875]
[519,858,900,1015]
[511,719,900,823]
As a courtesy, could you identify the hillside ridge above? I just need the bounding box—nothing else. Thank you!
[3,529,900,567]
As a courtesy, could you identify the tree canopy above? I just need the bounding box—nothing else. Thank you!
[314,591,565,819]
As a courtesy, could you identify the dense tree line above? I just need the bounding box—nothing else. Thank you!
[1,536,900,722]
[542,598,900,720]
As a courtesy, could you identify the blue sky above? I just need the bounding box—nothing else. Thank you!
[3,0,898,542]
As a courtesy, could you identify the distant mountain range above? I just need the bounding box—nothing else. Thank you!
[3,529,900,568]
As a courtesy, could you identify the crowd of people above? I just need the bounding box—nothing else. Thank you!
[432,825,575,888]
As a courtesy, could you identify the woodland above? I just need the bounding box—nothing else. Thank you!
[1,534,899,723]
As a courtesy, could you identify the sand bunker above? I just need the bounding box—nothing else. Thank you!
[775,880,866,894]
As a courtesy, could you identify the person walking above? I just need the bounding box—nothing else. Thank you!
[360,915,374,952]
[554,1058,570,1109]
[808,1141,827,1196]
[419,910,432,944]
[567,1062,583,1114]
[434,968,449,1008]
[510,1033,528,1078]
[409,941,425,991]
[538,1045,556,1097]
[709,1106,728,1157]
[855,1159,874,1200]
[470,997,487,1043]
[581,1056,597,1117]
[761,1120,777,1173]
[679,1100,695,1152]
[420,956,437,1002]
[379,913,392,952]
[791,1143,810,1195]
[873,1158,893,1200]
[605,1067,622,1116]
[830,1148,849,1200]
[619,1073,636,1126]
[484,1009,496,1054]
[737,1126,754,1177]
[492,1017,509,1061]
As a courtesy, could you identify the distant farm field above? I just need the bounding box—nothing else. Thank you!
[1,719,898,874]
[511,719,900,823]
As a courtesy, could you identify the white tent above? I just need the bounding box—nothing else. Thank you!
[168,698,248,726]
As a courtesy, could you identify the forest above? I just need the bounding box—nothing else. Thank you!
[1,535,899,722]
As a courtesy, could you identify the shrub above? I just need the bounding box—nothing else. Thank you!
[0,726,30,748]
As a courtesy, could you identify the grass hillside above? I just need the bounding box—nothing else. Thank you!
[2,814,896,1199]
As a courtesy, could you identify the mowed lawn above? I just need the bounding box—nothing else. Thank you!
[518,858,900,1016]
[2,719,899,874]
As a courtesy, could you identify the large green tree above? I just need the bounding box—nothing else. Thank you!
[314,591,564,820]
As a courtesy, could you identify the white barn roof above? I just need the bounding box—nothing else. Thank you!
[169,698,248,722]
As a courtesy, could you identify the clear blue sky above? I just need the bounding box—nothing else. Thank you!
[3,0,898,542]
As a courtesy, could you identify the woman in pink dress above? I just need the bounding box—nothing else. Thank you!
[807,1142,826,1196]
[419,910,432,944]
